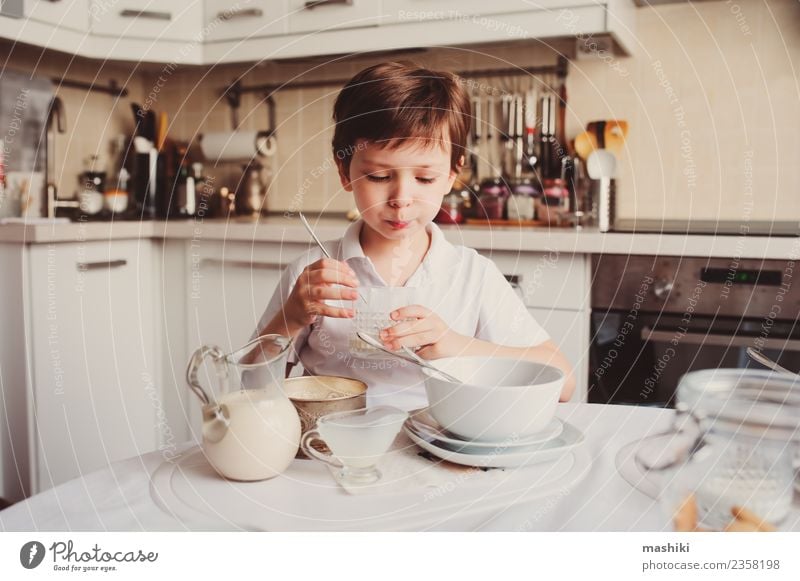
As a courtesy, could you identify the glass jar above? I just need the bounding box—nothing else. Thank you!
[507,179,540,222]
[476,178,510,221]
[434,190,465,224]
[638,369,800,531]
[536,178,569,225]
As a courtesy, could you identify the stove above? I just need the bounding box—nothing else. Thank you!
[613,218,800,237]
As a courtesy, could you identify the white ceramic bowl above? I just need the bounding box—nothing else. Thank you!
[422,357,564,442]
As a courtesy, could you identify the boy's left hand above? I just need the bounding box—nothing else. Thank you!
[379,305,468,360]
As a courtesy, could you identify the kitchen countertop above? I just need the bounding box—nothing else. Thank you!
[2,216,800,260]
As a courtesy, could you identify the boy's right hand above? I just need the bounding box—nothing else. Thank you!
[283,258,359,330]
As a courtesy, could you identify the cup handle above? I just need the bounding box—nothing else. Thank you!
[300,430,343,469]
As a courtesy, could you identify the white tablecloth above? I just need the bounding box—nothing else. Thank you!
[1,403,796,531]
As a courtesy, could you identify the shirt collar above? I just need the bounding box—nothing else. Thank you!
[336,219,459,285]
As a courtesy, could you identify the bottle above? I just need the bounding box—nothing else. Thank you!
[105,135,130,215]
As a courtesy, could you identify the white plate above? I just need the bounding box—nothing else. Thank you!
[405,420,584,468]
[408,407,564,452]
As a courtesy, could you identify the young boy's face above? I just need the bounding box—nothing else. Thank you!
[338,138,458,242]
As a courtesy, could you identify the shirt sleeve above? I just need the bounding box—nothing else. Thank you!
[252,258,311,365]
[474,257,550,347]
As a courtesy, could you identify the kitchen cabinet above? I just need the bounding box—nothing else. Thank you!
[479,249,590,402]
[26,239,161,493]
[89,0,203,42]
[2,0,636,63]
[203,0,287,42]
[381,0,591,22]
[24,0,89,32]
[285,0,382,34]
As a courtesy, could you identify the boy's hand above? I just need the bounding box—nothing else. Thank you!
[379,305,468,360]
[284,258,359,330]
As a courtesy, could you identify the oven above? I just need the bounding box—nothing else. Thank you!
[588,255,800,406]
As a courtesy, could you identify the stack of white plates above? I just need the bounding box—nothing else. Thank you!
[404,408,585,469]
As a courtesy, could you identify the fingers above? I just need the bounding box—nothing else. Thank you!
[390,304,430,321]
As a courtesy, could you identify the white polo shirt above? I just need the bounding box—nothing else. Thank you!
[256,220,549,410]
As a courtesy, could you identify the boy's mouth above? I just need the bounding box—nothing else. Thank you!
[385,220,411,230]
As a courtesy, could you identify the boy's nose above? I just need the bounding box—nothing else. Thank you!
[387,188,414,208]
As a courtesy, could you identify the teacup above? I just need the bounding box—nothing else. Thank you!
[285,375,367,458]
[422,357,564,442]
[300,406,408,484]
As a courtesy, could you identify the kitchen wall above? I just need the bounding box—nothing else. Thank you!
[0,39,147,206]
[4,0,797,222]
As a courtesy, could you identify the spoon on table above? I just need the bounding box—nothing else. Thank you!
[356,331,461,383]
[298,212,365,303]
[746,347,798,377]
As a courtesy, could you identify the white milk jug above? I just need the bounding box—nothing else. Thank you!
[186,334,301,481]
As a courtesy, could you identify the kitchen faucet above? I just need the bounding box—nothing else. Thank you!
[45,96,78,218]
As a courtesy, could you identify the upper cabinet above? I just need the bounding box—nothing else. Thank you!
[286,0,382,34]
[203,1,287,42]
[0,1,636,65]
[24,0,89,32]
[89,0,203,42]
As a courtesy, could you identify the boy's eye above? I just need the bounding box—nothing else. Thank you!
[366,175,391,183]
[416,177,437,184]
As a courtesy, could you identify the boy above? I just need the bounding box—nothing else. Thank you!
[256,62,575,409]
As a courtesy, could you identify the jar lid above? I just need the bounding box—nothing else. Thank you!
[677,369,800,442]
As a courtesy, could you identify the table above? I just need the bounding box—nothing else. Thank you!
[1,404,797,531]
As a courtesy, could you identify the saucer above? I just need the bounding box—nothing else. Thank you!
[408,408,564,453]
[404,420,584,468]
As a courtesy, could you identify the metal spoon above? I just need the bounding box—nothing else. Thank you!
[356,331,461,383]
[298,212,365,303]
[746,347,797,376]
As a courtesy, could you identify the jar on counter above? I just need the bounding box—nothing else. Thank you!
[507,179,541,221]
[476,178,510,221]
[537,178,569,225]
[434,190,465,224]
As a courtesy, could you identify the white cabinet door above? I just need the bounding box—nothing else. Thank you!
[382,0,589,23]
[24,0,89,31]
[187,241,291,354]
[204,0,287,41]
[90,0,203,42]
[27,240,159,492]
[529,307,589,402]
[479,250,590,311]
[286,0,381,34]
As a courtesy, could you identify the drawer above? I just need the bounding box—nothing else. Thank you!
[286,0,381,34]
[90,0,203,42]
[204,0,287,42]
[479,250,589,310]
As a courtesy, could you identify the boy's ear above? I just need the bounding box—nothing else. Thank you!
[337,160,354,192]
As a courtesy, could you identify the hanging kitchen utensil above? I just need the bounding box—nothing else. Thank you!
[524,84,538,173]
[603,120,629,157]
[574,130,599,161]
[256,93,278,157]
[514,93,524,179]
[470,94,481,184]
[486,95,496,178]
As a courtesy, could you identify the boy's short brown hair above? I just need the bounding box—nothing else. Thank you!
[332,61,471,177]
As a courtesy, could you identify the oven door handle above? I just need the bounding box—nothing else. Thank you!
[640,327,800,351]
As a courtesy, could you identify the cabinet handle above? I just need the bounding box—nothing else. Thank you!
[304,0,353,10]
[119,9,172,21]
[218,8,264,21]
[504,274,524,298]
[199,258,281,270]
[640,326,800,351]
[76,259,127,271]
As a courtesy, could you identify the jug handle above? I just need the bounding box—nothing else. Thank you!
[300,430,344,469]
[186,345,225,406]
